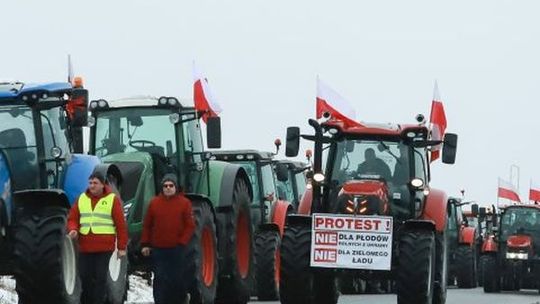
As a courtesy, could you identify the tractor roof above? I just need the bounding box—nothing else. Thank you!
[104,96,194,109]
[0,82,73,100]
[323,120,429,139]
[212,150,275,161]
[502,204,540,212]
[273,159,307,169]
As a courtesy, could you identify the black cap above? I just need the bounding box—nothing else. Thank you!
[89,171,106,184]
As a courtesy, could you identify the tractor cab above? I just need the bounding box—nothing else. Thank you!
[272,160,308,210]
[211,150,280,228]
[88,96,221,225]
[499,205,540,259]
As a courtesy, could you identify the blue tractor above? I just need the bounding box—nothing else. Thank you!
[0,81,120,303]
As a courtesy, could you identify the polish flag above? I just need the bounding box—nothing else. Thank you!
[193,63,222,123]
[429,81,447,162]
[316,78,361,127]
[67,54,74,84]
[498,178,521,203]
[529,180,540,202]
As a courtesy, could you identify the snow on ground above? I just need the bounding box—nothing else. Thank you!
[0,275,155,304]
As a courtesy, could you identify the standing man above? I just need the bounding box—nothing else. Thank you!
[141,173,196,304]
[67,171,128,304]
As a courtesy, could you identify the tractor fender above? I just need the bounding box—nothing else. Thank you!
[270,200,293,236]
[214,162,253,209]
[257,222,280,233]
[63,154,101,204]
[401,219,436,232]
[185,193,218,227]
[285,214,312,227]
[481,236,498,253]
[459,226,476,246]
[297,186,313,215]
[91,163,123,188]
[13,189,71,211]
[421,188,448,232]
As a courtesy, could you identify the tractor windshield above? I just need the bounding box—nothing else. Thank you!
[0,106,39,190]
[500,208,540,239]
[237,161,262,204]
[93,108,177,159]
[330,139,410,186]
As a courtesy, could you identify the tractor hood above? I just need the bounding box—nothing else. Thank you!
[340,180,388,201]
[507,235,532,250]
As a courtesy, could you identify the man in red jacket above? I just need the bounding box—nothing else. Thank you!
[141,173,196,304]
[67,172,128,304]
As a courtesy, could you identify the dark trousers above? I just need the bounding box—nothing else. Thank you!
[152,245,187,304]
[79,251,112,304]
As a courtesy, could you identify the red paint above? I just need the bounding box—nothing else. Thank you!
[421,189,447,232]
[340,180,388,202]
[507,235,532,250]
[271,200,292,236]
[236,211,250,278]
[481,236,498,253]
[297,187,313,215]
[459,226,476,246]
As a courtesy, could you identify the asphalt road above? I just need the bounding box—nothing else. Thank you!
[248,288,540,304]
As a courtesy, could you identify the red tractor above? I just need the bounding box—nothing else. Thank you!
[481,204,540,293]
[280,115,458,304]
[446,198,478,288]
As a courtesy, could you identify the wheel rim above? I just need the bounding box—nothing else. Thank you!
[62,236,77,295]
[201,226,216,286]
[275,247,281,288]
[236,211,250,278]
[108,249,122,281]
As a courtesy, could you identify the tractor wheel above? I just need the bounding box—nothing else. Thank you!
[455,245,476,288]
[216,178,253,304]
[313,272,338,304]
[481,255,500,293]
[477,253,484,287]
[254,229,281,300]
[279,224,313,304]
[14,206,81,304]
[105,249,128,304]
[433,231,448,304]
[397,230,436,304]
[187,200,218,304]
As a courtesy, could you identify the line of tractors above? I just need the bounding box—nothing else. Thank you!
[0,77,538,304]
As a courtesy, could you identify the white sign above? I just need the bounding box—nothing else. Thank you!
[310,213,393,270]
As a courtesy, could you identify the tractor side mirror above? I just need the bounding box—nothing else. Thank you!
[275,163,289,182]
[206,116,221,149]
[67,88,89,128]
[285,127,300,157]
[471,203,479,217]
[442,133,458,164]
[492,213,498,227]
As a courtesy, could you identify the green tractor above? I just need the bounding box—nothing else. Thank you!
[273,159,308,211]
[211,150,295,300]
[87,96,254,303]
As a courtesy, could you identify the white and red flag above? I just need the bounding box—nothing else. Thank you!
[316,78,361,128]
[193,63,222,123]
[498,178,521,203]
[529,180,540,202]
[429,81,447,162]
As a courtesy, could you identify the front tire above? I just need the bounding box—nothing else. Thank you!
[254,229,280,300]
[14,206,81,304]
[455,245,476,288]
[397,230,436,304]
[216,179,253,304]
[105,249,128,304]
[433,231,448,304]
[279,224,313,304]
[481,255,500,293]
[187,200,218,304]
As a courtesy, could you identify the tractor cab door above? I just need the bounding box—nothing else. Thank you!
[180,115,205,194]
[447,202,460,252]
[39,107,71,189]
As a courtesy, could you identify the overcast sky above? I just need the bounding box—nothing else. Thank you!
[2,0,538,206]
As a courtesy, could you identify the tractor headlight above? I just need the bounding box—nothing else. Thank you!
[410,178,424,188]
[313,173,325,183]
[505,252,528,260]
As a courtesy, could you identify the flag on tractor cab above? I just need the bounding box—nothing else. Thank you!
[429,81,447,162]
[193,62,222,123]
[498,177,521,203]
[529,180,540,202]
[316,78,361,128]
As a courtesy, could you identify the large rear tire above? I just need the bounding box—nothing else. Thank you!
[455,245,476,288]
[397,230,436,304]
[14,206,81,304]
[481,255,500,293]
[216,178,253,304]
[279,224,313,304]
[255,229,280,300]
[313,272,338,304]
[187,200,218,304]
[105,249,128,304]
